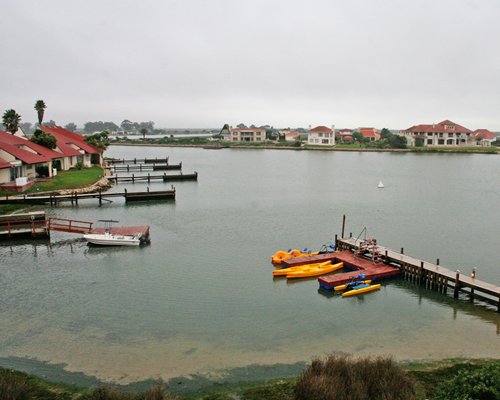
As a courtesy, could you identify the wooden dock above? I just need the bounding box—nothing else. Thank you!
[106,172,197,183]
[106,163,182,172]
[0,187,175,206]
[106,157,170,165]
[335,236,500,312]
[0,212,49,239]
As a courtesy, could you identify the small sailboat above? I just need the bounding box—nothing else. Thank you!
[377,180,385,188]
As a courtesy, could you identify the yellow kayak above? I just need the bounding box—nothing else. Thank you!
[286,262,344,279]
[273,260,331,276]
[342,284,381,297]
[334,280,372,291]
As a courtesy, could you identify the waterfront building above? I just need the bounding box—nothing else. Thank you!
[228,127,266,142]
[278,129,301,142]
[307,125,335,145]
[358,127,381,142]
[0,126,101,188]
[473,129,496,147]
[401,119,476,147]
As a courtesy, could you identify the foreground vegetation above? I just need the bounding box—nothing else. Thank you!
[1,357,499,400]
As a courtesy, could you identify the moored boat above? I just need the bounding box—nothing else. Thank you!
[273,260,331,276]
[83,231,141,246]
[334,280,372,291]
[286,261,343,279]
[342,283,381,297]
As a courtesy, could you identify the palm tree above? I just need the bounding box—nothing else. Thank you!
[2,109,21,135]
[34,100,47,125]
[140,128,147,142]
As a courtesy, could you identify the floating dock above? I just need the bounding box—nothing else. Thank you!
[0,187,175,206]
[107,172,197,183]
[106,157,170,165]
[106,163,182,173]
[334,235,500,312]
[0,212,49,239]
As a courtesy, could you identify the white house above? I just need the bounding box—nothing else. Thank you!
[307,125,335,145]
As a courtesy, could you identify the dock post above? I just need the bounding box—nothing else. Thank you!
[401,247,404,255]
[334,234,338,248]
[349,232,352,238]
[127,164,130,172]
[454,270,461,299]
[163,172,167,182]
[470,268,476,300]
[436,258,440,266]
[148,173,150,183]
[419,261,424,286]
[180,161,182,170]
[99,190,102,206]
[341,214,346,238]
[75,192,78,205]
[124,188,127,202]
[132,174,135,183]
[134,157,137,164]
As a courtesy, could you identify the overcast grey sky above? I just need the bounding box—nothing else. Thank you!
[1,0,499,130]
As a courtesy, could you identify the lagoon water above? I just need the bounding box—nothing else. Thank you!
[1,146,499,387]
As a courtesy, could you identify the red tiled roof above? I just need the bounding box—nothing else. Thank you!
[0,157,11,169]
[405,120,473,134]
[359,127,379,137]
[0,141,50,164]
[0,130,64,159]
[474,129,496,140]
[309,126,333,133]
[39,126,101,154]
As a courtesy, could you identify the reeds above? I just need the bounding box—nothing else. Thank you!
[294,354,417,400]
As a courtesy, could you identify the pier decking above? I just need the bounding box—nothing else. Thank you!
[106,172,197,183]
[106,163,182,172]
[335,236,500,311]
[0,188,175,206]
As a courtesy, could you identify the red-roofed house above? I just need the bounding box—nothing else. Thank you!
[0,126,102,187]
[278,129,301,142]
[358,127,380,142]
[0,130,57,186]
[473,129,497,147]
[401,120,475,147]
[39,125,103,168]
[307,125,335,145]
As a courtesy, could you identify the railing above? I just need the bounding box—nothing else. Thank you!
[0,218,47,238]
[47,218,93,233]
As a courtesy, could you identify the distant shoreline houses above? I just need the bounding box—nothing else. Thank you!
[220,119,497,147]
[0,126,102,190]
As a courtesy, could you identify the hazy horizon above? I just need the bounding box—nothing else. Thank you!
[2,0,500,130]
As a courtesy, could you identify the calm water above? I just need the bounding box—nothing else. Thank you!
[1,146,499,386]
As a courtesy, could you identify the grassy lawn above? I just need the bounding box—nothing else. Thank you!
[26,167,105,193]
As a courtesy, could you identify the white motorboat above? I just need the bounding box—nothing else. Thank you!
[83,219,142,246]
[377,180,385,188]
[83,231,141,246]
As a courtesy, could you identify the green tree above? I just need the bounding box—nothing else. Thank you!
[140,128,148,142]
[380,128,392,140]
[352,131,366,144]
[30,129,57,149]
[85,130,110,151]
[64,122,77,131]
[34,100,47,125]
[2,109,21,135]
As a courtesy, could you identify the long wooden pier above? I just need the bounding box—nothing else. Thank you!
[106,157,170,165]
[106,163,182,172]
[106,172,197,183]
[335,236,500,312]
[0,187,175,206]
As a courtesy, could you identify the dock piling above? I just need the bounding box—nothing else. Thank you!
[454,270,461,299]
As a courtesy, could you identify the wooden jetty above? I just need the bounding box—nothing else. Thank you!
[0,212,49,239]
[48,217,93,234]
[106,163,182,172]
[334,235,500,312]
[0,187,175,206]
[106,171,197,184]
[106,157,169,165]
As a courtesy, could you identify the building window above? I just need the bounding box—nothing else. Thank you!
[427,139,433,145]
[438,139,445,145]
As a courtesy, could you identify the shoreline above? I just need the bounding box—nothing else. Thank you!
[110,142,499,155]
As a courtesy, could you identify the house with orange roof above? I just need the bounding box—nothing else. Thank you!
[358,127,380,142]
[278,129,301,142]
[401,120,475,147]
[473,129,497,147]
[307,125,335,145]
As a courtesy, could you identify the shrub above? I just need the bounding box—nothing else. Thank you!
[294,354,416,400]
[0,369,33,400]
[75,161,84,170]
[433,363,500,400]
